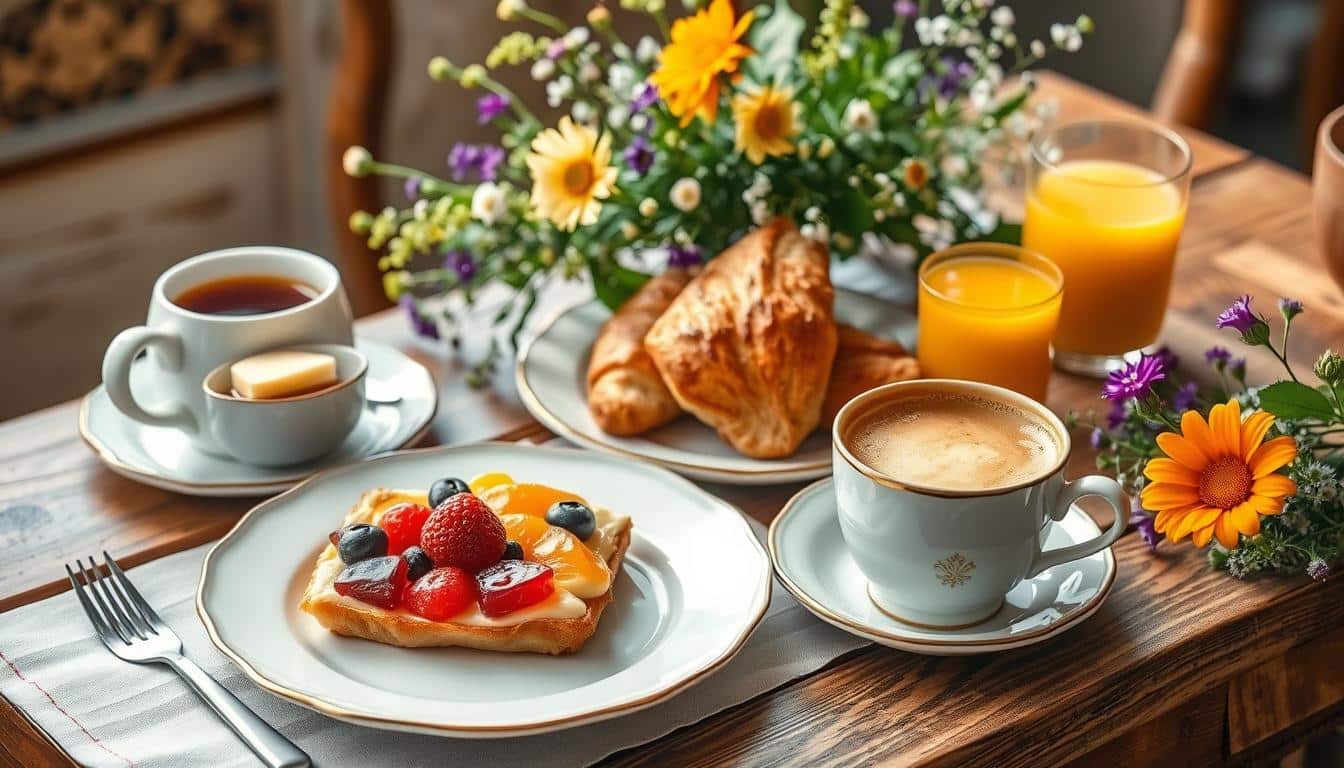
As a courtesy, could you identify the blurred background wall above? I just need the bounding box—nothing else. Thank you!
[0,0,1336,421]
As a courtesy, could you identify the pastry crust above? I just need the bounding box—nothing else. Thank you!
[300,489,631,655]
[821,324,922,425]
[586,268,693,435]
[644,219,838,458]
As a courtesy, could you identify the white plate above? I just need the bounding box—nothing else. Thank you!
[80,338,437,497]
[770,479,1116,655]
[515,288,916,485]
[197,442,771,737]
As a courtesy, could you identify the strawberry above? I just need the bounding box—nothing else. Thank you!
[420,493,507,573]
[405,566,478,621]
[380,502,433,555]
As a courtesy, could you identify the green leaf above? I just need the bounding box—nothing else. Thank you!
[590,262,651,310]
[1257,381,1336,420]
[981,221,1023,245]
[746,0,805,82]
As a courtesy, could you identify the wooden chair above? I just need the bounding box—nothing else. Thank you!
[325,0,393,317]
[1153,0,1344,158]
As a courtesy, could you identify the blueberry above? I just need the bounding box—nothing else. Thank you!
[429,477,471,508]
[545,501,596,540]
[337,523,388,564]
[501,541,524,561]
[402,546,434,581]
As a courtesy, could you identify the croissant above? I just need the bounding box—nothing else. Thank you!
[645,219,837,458]
[821,324,922,425]
[586,268,693,435]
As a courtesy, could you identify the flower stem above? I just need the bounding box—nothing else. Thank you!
[519,7,567,34]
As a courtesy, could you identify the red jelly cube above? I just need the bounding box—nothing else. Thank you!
[379,503,433,555]
[476,561,554,617]
[333,556,408,609]
[406,566,478,621]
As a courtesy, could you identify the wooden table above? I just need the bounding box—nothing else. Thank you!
[2,73,1342,768]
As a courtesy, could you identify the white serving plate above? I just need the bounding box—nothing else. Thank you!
[197,442,771,737]
[515,288,916,485]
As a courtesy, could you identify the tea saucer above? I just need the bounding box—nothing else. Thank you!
[769,479,1117,655]
[79,338,437,497]
[515,288,916,485]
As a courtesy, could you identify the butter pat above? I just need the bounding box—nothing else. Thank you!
[231,350,338,399]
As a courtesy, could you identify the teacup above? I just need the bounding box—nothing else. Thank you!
[101,247,354,454]
[203,344,367,466]
[832,379,1126,628]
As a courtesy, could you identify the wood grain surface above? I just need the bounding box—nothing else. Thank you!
[0,75,1338,768]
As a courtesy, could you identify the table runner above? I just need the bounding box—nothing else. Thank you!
[0,517,866,767]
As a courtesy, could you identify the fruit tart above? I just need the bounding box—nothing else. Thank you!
[300,472,632,655]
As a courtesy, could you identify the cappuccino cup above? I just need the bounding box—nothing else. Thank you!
[832,379,1126,628]
[101,247,354,454]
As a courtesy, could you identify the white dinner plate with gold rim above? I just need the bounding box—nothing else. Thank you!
[515,288,917,485]
[197,442,771,737]
[770,479,1116,655]
[79,338,437,497]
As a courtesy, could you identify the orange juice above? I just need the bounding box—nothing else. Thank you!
[917,246,1063,402]
[1023,159,1187,357]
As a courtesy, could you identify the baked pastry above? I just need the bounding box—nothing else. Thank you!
[301,475,631,655]
[644,219,838,458]
[821,324,922,424]
[586,268,693,435]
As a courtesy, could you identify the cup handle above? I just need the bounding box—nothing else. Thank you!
[101,326,198,435]
[1026,475,1127,578]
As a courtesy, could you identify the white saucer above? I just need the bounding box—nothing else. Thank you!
[769,479,1117,655]
[515,288,916,485]
[197,442,771,737]
[80,338,437,497]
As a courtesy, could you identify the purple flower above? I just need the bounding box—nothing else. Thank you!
[1172,381,1199,412]
[1088,427,1104,450]
[1307,558,1331,582]
[894,0,918,18]
[667,244,702,268]
[1205,346,1232,366]
[624,135,654,175]
[448,143,505,182]
[545,38,567,61]
[1103,354,1167,402]
[400,295,440,340]
[443,249,477,282]
[478,145,505,182]
[1130,507,1162,552]
[1215,295,1258,333]
[1279,297,1304,320]
[631,82,660,112]
[1228,357,1246,379]
[1106,399,1128,430]
[1154,345,1180,371]
[403,177,421,200]
[477,93,510,124]
[934,58,974,99]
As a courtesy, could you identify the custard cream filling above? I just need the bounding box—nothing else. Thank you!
[312,490,629,627]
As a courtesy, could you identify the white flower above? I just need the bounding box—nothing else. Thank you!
[750,200,771,226]
[1064,29,1083,52]
[579,61,601,84]
[530,58,555,81]
[638,198,658,217]
[636,36,661,63]
[1021,70,1036,87]
[607,104,629,128]
[571,101,594,123]
[471,182,508,224]
[799,221,829,243]
[986,42,1002,60]
[990,6,1014,27]
[843,99,878,134]
[413,199,429,220]
[913,214,955,250]
[954,28,976,47]
[948,186,982,213]
[940,154,969,178]
[563,26,590,49]
[608,63,637,98]
[341,145,373,177]
[611,41,631,59]
[546,75,573,107]
[1030,39,1046,58]
[629,114,649,132]
[1050,23,1081,51]
[969,79,993,109]
[670,178,701,212]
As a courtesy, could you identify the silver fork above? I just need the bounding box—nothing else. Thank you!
[67,552,310,768]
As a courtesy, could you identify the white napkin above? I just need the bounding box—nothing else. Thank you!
[0,521,866,767]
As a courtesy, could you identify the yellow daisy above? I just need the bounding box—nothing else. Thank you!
[1140,399,1298,549]
[525,117,618,231]
[731,85,799,164]
[650,0,754,127]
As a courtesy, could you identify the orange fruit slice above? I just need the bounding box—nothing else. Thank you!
[499,513,610,599]
[476,482,589,519]
[469,472,514,495]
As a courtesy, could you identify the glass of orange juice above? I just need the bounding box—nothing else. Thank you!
[1023,121,1192,376]
[917,244,1063,402]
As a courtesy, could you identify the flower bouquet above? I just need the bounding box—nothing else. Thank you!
[1088,296,1343,581]
[341,0,1089,378]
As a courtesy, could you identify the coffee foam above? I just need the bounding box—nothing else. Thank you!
[845,392,1061,491]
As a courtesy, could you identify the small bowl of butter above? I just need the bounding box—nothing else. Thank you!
[202,344,367,466]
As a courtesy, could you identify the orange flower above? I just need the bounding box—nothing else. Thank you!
[650,0,754,127]
[1140,399,1297,549]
